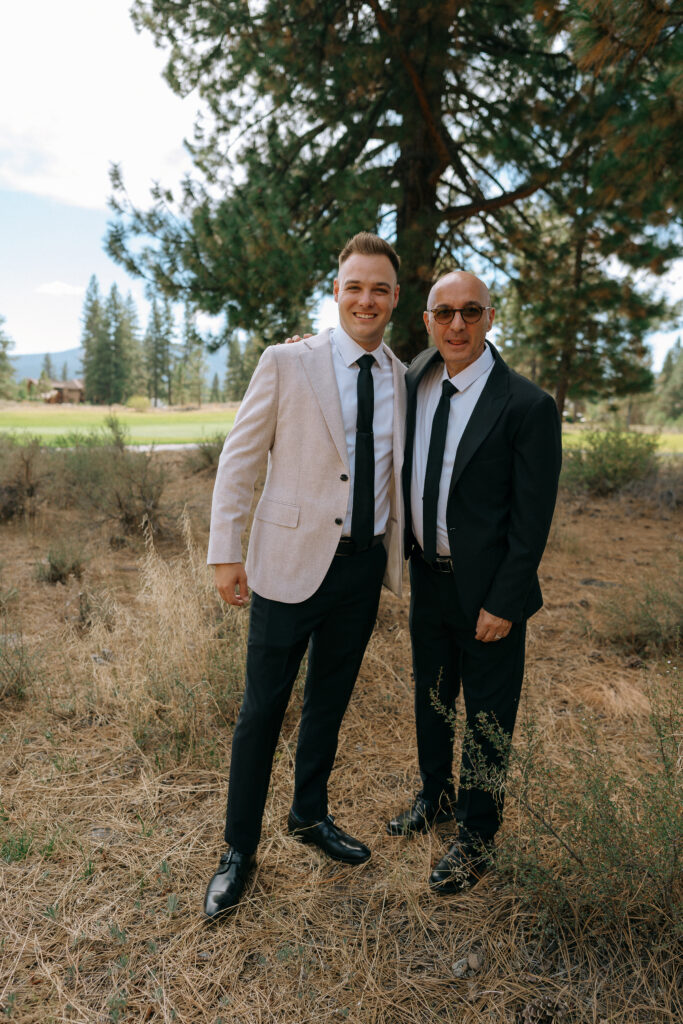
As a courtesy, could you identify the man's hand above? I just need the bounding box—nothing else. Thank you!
[284,333,314,344]
[475,608,512,643]
[215,562,249,607]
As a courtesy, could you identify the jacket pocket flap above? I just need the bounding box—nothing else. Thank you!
[254,498,300,528]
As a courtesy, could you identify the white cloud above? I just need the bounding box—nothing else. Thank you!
[0,1,199,210]
[36,281,85,296]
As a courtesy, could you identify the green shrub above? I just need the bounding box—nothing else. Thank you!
[183,431,226,473]
[126,394,151,411]
[60,417,167,535]
[35,542,88,585]
[562,428,659,496]
[0,627,38,700]
[591,564,683,656]
[463,662,682,936]
[0,435,51,519]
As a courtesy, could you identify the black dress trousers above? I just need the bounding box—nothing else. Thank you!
[224,542,387,855]
[408,552,526,842]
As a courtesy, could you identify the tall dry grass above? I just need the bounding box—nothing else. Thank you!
[0,454,681,1023]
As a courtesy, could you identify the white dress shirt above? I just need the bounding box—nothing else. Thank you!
[411,344,494,555]
[331,326,395,537]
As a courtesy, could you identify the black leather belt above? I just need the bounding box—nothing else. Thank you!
[335,534,385,556]
[414,545,453,574]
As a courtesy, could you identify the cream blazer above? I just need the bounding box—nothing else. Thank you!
[207,330,406,604]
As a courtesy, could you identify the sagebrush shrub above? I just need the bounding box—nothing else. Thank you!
[562,429,659,496]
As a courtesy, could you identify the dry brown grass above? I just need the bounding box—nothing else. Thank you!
[0,454,681,1023]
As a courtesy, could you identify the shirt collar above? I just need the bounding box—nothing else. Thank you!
[442,342,493,391]
[332,325,388,370]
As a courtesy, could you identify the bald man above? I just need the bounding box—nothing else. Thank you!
[387,271,562,895]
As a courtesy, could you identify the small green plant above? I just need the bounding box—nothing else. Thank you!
[183,431,225,473]
[126,394,151,411]
[0,435,50,520]
[0,804,33,863]
[591,569,683,656]
[60,417,167,535]
[0,627,38,700]
[459,660,682,936]
[35,542,87,585]
[562,428,659,496]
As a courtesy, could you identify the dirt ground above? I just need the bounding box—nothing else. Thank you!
[0,452,680,1023]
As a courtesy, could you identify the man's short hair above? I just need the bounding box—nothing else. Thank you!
[339,232,400,276]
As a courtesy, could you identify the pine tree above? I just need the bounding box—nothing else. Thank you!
[180,304,207,406]
[61,361,69,383]
[654,339,683,424]
[124,292,146,397]
[144,297,174,405]
[81,276,108,402]
[209,372,221,403]
[99,284,135,404]
[0,316,15,399]
[224,335,264,402]
[107,0,681,371]
[494,194,673,417]
[40,352,54,383]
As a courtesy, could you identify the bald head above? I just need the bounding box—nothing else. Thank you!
[423,270,495,376]
[427,271,491,311]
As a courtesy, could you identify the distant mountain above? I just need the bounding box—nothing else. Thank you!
[11,346,228,384]
[11,348,84,381]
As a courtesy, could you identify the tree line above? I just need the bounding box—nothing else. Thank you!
[1,291,681,423]
[79,276,213,406]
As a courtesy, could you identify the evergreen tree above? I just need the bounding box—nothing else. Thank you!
[80,275,108,402]
[180,304,207,406]
[124,292,147,397]
[0,316,15,399]
[40,352,54,383]
[209,371,221,403]
[654,338,683,424]
[100,284,137,404]
[494,196,672,416]
[60,361,69,383]
[144,297,174,405]
[224,335,264,402]
[108,0,681,366]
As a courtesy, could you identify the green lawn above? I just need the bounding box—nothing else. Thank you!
[1,403,681,452]
[562,427,683,454]
[0,405,236,445]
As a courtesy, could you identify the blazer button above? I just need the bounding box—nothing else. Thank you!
[335,518,343,525]
[340,474,348,481]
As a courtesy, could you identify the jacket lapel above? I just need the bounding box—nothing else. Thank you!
[300,330,349,468]
[448,345,511,495]
[403,347,441,505]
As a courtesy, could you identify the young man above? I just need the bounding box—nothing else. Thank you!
[388,271,562,893]
[204,233,406,917]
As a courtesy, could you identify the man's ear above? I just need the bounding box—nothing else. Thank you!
[423,310,431,334]
[333,278,340,302]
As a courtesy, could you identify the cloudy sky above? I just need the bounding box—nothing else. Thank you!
[0,1,678,366]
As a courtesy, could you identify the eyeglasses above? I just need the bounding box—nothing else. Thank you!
[427,304,492,325]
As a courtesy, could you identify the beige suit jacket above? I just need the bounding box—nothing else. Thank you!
[207,330,406,603]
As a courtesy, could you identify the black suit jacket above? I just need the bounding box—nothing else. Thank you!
[404,342,562,624]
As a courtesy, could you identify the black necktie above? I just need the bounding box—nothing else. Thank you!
[350,354,375,551]
[422,379,457,563]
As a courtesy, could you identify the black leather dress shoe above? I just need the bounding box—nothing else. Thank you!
[287,810,371,864]
[428,838,494,895]
[203,848,255,919]
[387,794,457,837]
